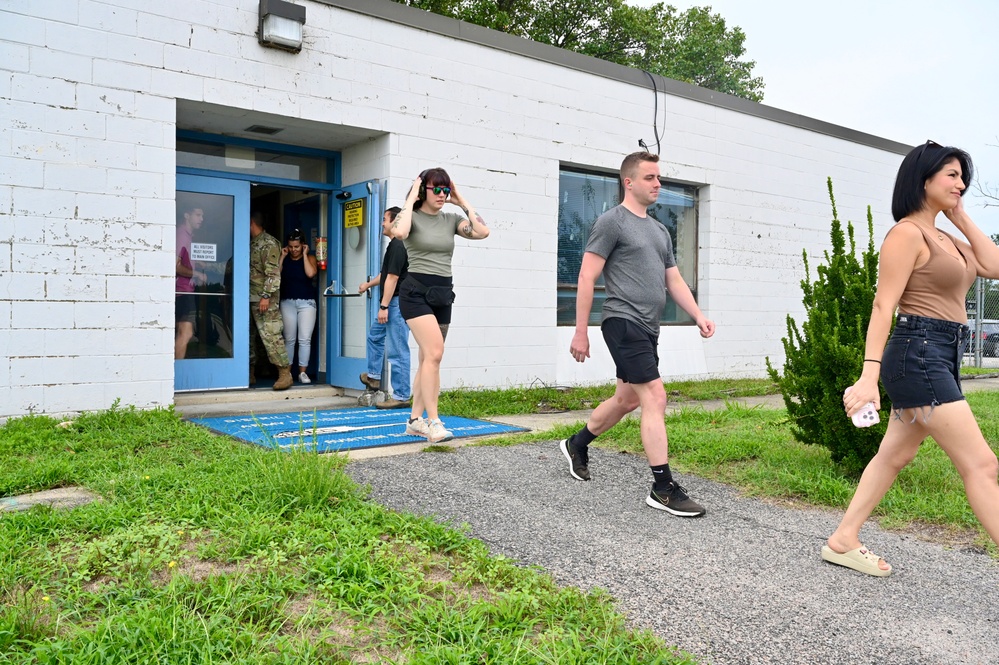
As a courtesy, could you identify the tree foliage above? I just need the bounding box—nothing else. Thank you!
[395,0,765,101]
[766,179,885,477]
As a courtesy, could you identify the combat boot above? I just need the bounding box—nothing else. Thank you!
[273,365,293,391]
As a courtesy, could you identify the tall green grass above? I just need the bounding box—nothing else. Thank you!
[0,406,696,664]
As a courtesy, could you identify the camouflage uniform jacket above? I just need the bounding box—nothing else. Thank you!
[250,230,282,302]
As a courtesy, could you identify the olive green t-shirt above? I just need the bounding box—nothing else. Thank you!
[403,208,464,276]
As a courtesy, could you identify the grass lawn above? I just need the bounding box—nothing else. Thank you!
[0,407,696,665]
[4,377,998,662]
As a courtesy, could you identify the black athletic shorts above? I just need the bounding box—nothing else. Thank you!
[601,317,661,384]
[175,294,197,324]
[399,272,453,325]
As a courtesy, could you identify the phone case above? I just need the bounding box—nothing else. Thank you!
[844,386,880,428]
[851,404,880,428]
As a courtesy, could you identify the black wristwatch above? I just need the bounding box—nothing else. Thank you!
[379,304,388,310]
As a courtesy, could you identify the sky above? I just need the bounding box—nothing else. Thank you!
[634,0,999,235]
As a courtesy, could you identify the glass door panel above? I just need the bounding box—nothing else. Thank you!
[326,181,380,388]
[175,175,250,391]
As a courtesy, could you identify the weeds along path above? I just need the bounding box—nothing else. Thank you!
[348,442,999,665]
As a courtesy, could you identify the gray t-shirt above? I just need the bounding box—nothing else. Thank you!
[403,208,463,276]
[584,204,676,335]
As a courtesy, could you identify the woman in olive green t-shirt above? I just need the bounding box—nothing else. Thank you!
[391,168,490,443]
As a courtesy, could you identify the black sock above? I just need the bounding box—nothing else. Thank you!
[651,463,673,492]
[571,426,597,448]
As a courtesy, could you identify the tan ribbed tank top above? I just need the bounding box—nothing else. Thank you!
[893,220,978,323]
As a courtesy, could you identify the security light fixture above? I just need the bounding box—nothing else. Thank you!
[258,0,306,53]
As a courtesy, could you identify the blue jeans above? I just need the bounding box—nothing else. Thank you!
[882,313,969,413]
[366,296,411,400]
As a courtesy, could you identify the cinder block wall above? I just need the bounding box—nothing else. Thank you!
[0,0,902,418]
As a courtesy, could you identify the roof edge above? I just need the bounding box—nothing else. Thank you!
[311,0,911,156]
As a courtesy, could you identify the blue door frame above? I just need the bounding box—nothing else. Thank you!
[326,180,381,388]
[174,175,250,391]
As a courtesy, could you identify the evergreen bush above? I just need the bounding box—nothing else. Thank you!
[766,179,887,477]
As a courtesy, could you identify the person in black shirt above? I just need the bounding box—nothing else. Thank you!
[358,207,412,408]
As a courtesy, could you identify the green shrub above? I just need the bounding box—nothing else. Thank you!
[766,179,887,476]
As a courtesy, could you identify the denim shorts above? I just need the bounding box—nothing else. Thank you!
[880,314,969,411]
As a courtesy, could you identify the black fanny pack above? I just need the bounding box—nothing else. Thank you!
[407,276,455,307]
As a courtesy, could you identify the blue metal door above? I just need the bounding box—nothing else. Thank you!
[174,175,250,391]
[326,181,380,388]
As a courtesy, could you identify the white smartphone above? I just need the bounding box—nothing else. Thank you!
[844,387,880,428]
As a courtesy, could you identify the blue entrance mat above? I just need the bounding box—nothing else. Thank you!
[187,408,527,453]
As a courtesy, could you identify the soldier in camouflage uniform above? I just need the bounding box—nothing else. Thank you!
[249,211,293,390]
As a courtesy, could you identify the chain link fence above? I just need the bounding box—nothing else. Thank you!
[964,277,999,369]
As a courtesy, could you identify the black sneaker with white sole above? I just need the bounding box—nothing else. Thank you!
[559,438,591,481]
[646,482,705,517]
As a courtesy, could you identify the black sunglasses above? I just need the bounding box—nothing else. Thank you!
[915,139,942,160]
[426,186,451,196]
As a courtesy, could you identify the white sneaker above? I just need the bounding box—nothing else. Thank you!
[298,372,311,384]
[426,418,453,443]
[405,417,430,438]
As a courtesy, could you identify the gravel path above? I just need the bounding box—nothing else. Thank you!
[347,442,999,665]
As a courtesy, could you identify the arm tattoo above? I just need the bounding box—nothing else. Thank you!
[460,222,474,237]
[475,213,485,226]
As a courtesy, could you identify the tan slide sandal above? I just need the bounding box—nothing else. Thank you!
[821,544,893,577]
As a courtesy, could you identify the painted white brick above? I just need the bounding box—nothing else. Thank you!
[0,385,46,419]
[75,84,136,115]
[11,129,77,163]
[44,274,108,301]
[135,144,175,172]
[136,11,194,47]
[12,187,75,218]
[105,379,174,410]
[92,58,153,92]
[1,10,48,46]
[73,301,134,329]
[43,382,111,414]
[76,246,134,275]
[11,243,76,276]
[11,301,67,329]
[78,0,138,35]
[42,327,110,354]
[131,248,175,277]
[107,276,166,302]
[103,168,163,200]
[45,20,110,59]
[105,115,168,147]
[76,137,137,169]
[0,41,31,75]
[27,46,92,84]
[150,68,204,101]
[0,242,10,273]
[134,93,174,123]
[0,271,47,300]
[0,185,14,215]
[135,197,175,225]
[45,162,108,193]
[44,106,106,140]
[106,32,165,68]
[74,192,135,223]
[0,155,44,187]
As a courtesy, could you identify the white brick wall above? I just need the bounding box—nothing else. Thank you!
[0,0,905,418]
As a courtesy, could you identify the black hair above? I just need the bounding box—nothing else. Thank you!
[891,141,973,221]
[250,210,265,227]
[385,206,402,222]
[286,228,305,243]
[415,167,452,210]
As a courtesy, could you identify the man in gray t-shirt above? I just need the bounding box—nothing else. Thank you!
[561,151,716,517]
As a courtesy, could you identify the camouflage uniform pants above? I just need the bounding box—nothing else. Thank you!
[250,300,290,367]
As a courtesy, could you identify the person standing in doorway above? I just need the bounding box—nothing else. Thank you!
[563,151,715,517]
[279,229,318,384]
[249,211,293,390]
[392,168,490,442]
[175,205,206,359]
[358,206,412,409]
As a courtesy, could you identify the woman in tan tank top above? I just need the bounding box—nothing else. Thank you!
[822,142,999,576]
